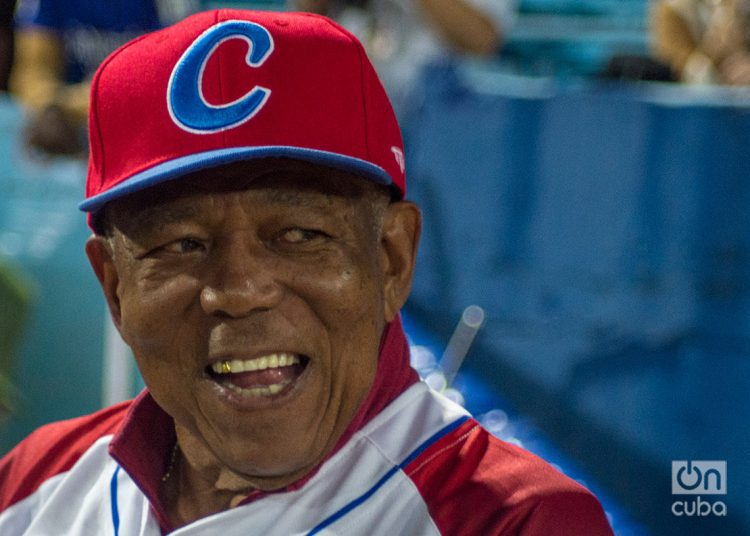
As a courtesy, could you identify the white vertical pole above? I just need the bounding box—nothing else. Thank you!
[440,305,486,388]
[102,310,132,407]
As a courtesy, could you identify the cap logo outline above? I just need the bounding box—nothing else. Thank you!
[167,20,274,134]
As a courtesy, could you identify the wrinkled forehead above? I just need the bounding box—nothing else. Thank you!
[99,158,387,233]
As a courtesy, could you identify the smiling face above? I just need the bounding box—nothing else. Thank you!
[86,158,420,493]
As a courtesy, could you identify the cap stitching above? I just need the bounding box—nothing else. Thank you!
[315,15,371,163]
[214,9,228,147]
[90,32,155,191]
[354,39,371,162]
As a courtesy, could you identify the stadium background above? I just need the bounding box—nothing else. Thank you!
[1,1,747,534]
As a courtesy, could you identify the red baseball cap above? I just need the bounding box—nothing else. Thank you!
[79,9,405,222]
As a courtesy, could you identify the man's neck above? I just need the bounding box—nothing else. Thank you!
[161,450,254,528]
[162,431,316,529]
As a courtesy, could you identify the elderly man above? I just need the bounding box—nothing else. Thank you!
[0,9,612,535]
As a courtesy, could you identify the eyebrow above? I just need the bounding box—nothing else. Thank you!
[254,176,365,208]
[261,189,338,208]
[128,205,200,231]
[114,170,364,233]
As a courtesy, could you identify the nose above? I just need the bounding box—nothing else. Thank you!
[200,242,284,318]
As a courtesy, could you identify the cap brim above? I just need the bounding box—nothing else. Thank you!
[79,146,393,213]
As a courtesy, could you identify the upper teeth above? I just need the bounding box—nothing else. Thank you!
[211,353,300,374]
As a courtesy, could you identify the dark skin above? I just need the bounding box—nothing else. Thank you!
[85,159,421,527]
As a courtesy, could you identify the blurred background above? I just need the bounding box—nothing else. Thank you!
[0,0,748,534]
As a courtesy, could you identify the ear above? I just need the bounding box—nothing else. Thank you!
[85,235,124,333]
[380,201,421,322]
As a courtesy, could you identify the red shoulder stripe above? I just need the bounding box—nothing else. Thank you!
[0,401,131,512]
[405,420,613,535]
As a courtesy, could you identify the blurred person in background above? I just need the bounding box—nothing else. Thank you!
[291,0,515,110]
[9,0,198,156]
[651,0,750,84]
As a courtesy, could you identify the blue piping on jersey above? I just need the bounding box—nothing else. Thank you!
[110,465,121,536]
[107,416,470,535]
[307,415,470,535]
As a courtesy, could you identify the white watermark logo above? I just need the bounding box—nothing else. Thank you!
[671,461,727,517]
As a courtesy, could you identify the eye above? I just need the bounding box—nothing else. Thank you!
[278,228,326,244]
[163,237,206,254]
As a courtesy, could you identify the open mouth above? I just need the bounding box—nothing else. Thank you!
[206,352,309,398]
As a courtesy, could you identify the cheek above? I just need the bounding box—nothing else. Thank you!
[297,258,385,377]
[118,273,204,359]
[293,256,385,329]
[119,275,208,424]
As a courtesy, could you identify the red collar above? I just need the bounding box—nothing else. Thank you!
[109,317,418,532]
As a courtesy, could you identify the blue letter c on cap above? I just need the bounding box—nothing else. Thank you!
[167,20,274,134]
